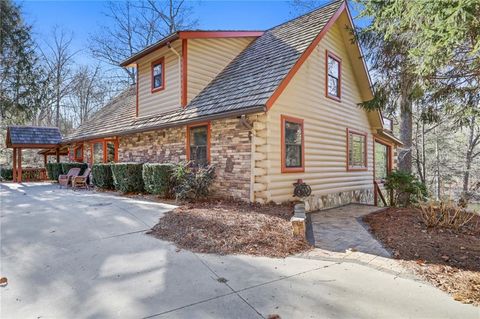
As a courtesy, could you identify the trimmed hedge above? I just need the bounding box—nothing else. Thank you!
[92,164,114,189]
[46,163,62,181]
[0,167,13,181]
[61,162,88,175]
[143,163,174,197]
[111,163,144,193]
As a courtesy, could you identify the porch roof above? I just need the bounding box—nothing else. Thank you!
[6,126,62,148]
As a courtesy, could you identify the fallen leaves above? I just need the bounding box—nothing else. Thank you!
[0,277,7,287]
[364,208,480,306]
[148,201,311,258]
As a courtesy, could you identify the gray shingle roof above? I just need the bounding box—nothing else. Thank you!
[65,0,343,142]
[7,126,62,146]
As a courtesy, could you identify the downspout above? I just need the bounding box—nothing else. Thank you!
[167,42,182,107]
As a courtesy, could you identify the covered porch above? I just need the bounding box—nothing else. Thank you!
[5,126,64,182]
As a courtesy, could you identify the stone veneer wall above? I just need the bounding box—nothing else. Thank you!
[303,188,374,212]
[117,115,257,200]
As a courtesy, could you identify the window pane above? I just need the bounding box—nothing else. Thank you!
[153,63,162,88]
[348,132,366,168]
[93,142,103,164]
[189,126,208,166]
[375,142,388,180]
[328,76,338,97]
[328,57,339,78]
[284,121,302,168]
[75,147,82,159]
[106,141,115,162]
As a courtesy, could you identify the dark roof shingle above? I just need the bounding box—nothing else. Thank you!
[7,126,62,146]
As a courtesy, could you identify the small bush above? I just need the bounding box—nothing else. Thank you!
[385,170,427,207]
[171,162,216,201]
[420,199,475,230]
[92,164,114,189]
[46,163,63,181]
[61,162,88,175]
[143,163,174,197]
[111,163,144,193]
[0,167,13,181]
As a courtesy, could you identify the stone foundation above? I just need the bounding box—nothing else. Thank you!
[303,188,374,212]
[117,116,256,200]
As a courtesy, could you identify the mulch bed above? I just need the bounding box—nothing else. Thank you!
[147,201,312,258]
[364,208,480,306]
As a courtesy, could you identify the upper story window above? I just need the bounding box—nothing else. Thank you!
[281,115,304,173]
[347,128,367,171]
[326,51,341,100]
[151,57,165,92]
[187,123,210,167]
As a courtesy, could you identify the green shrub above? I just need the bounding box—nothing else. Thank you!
[46,163,62,181]
[385,170,428,207]
[111,163,144,193]
[0,167,13,181]
[92,164,114,189]
[171,162,216,201]
[61,162,88,175]
[143,163,174,197]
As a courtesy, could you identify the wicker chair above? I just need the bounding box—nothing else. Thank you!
[72,168,91,189]
[58,168,81,188]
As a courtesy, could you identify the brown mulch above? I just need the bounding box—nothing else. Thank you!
[364,208,480,306]
[147,201,312,258]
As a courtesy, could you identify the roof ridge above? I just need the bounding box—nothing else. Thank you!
[266,0,344,33]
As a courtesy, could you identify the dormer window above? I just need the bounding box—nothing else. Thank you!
[151,57,165,92]
[326,51,341,101]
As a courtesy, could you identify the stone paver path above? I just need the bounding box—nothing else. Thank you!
[309,204,390,257]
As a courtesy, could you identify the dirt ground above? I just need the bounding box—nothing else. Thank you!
[364,208,480,306]
[147,201,312,258]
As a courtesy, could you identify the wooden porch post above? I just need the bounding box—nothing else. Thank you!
[44,154,48,167]
[17,148,22,183]
[56,148,60,163]
[12,148,17,182]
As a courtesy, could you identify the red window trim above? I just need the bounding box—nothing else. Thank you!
[186,122,211,164]
[325,50,342,102]
[151,57,165,93]
[281,115,305,173]
[346,128,368,171]
[89,137,119,165]
[373,135,393,181]
[73,144,84,162]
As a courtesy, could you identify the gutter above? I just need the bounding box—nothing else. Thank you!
[61,105,266,145]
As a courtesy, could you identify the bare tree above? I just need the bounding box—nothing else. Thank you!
[68,65,109,126]
[89,0,197,85]
[40,26,77,127]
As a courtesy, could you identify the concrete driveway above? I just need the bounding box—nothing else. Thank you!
[1,183,478,319]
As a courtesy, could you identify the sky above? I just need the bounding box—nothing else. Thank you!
[19,0,307,65]
[18,1,364,67]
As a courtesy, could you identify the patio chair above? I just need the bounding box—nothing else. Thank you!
[58,168,81,188]
[72,168,91,190]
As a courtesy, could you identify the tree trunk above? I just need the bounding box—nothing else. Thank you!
[398,102,413,173]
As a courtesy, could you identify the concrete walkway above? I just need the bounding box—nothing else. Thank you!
[1,183,478,318]
[309,205,391,257]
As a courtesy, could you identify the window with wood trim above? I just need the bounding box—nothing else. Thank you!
[281,115,304,173]
[89,138,118,164]
[74,145,83,162]
[187,123,210,167]
[347,129,367,171]
[326,51,341,100]
[151,57,165,92]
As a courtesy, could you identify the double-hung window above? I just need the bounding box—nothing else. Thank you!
[187,123,210,167]
[281,115,304,173]
[347,128,367,171]
[326,51,341,100]
[151,57,165,92]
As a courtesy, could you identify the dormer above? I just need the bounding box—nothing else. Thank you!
[121,31,263,118]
